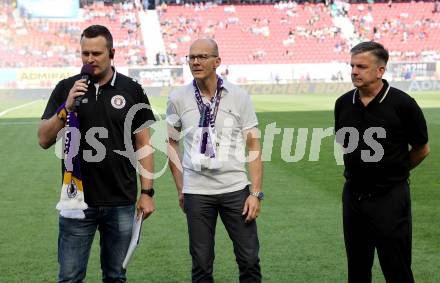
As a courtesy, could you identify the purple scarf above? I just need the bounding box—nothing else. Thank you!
[55,102,87,219]
[193,76,223,158]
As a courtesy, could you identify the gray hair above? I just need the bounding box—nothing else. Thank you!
[351,41,389,65]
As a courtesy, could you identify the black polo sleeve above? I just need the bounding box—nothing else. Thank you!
[334,98,341,133]
[402,97,428,147]
[132,85,156,133]
[41,80,68,120]
[334,92,350,133]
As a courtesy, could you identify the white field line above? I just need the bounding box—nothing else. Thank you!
[0,121,39,125]
[0,100,42,118]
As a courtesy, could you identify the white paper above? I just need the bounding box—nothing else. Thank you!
[122,212,143,269]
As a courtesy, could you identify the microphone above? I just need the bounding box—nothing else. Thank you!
[75,64,94,111]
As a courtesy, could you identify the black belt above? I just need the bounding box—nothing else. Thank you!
[350,190,385,201]
[348,180,408,201]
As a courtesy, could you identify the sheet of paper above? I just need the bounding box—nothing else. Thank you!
[122,212,143,269]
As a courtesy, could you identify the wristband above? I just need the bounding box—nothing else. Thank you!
[141,188,155,197]
[56,102,68,123]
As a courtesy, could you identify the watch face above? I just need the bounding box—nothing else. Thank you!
[251,191,264,200]
[142,188,154,197]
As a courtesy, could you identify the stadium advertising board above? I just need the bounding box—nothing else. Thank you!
[16,68,77,89]
[17,0,79,18]
[242,82,354,95]
[0,69,17,89]
[388,62,437,80]
[128,67,184,87]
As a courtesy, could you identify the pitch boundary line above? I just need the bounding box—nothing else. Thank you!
[0,100,42,118]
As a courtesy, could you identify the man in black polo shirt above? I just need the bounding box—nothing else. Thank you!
[334,41,429,283]
[38,25,156,282]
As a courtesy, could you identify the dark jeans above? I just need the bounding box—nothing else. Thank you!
[184,188,261,283]
[58,205,135,283]
[343,181,414,283]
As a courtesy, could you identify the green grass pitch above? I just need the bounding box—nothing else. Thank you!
[0,92,439,282]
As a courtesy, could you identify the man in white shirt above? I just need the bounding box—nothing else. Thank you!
[166,38,263,283]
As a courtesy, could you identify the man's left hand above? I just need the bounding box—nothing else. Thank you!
[137,194,155,220]
[242,195,261,223]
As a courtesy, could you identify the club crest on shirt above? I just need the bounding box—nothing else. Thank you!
[66,181,78,198]
[111,95,126,109]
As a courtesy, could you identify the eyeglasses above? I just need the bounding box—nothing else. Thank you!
[186,54,218,63]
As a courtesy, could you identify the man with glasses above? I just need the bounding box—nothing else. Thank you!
[166,38,263,283]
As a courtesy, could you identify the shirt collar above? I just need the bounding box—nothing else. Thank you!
[99,67,117,88]
[191,77,231,97]
[220,79,231,96]
[352,79,390,105]
[110,67,117,86]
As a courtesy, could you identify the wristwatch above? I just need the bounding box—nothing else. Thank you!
[141,188,155,197]
[250,191,264,200]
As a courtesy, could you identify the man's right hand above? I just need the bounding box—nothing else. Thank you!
[66,79,88,112]
[178,191,185,213]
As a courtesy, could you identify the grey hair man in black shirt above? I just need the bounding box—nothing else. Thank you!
[334,41,429,283]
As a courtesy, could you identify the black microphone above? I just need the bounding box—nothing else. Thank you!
[75,64,94,111]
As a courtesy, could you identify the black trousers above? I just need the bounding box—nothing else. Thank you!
[184,188,261,283]
[343,181,414,283]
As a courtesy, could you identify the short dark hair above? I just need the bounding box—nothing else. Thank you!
[350,41,389,65]
[81,25,113,51]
